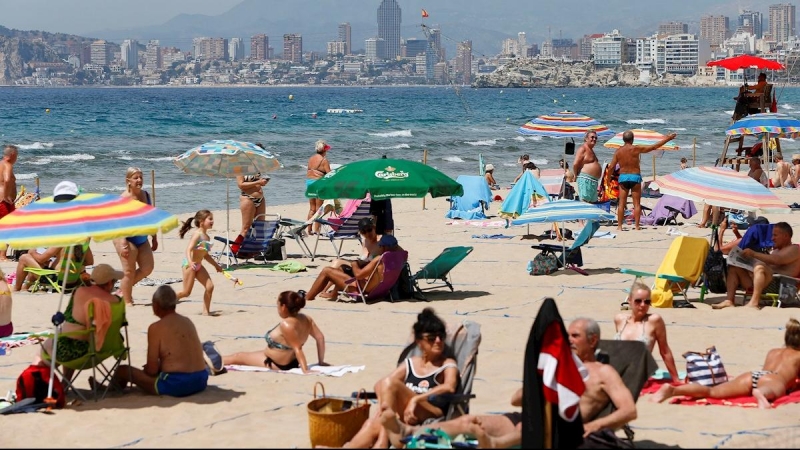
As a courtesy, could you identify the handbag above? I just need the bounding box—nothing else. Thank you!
[307,382,370,448]
[703,232,727,294]
[529,251,559,276]
[683,346,728,386]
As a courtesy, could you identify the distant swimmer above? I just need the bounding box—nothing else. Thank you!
[312,113,317,119]
[272,114,277,120]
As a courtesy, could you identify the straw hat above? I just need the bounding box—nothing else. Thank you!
[485,164,495,172]
[792,153,800,162]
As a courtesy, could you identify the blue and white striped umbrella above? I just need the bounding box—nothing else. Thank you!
[511,199,616,225]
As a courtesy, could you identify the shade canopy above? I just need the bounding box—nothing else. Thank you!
[511,199,616,226]
[707,54,785,71]
[726,113,800,139]
[603,129,679,150]
[174,139,281,177]
[518,111,614,139]
[499,171,549,220]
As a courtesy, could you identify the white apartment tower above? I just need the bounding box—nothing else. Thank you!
[229,38,244,62]
[591,30,626,67]
[517,32,528,58]
[769,4,796,43]
[121,39,138,70]
[90,40,110,66]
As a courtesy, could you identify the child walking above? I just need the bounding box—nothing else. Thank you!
[177,210,223,316]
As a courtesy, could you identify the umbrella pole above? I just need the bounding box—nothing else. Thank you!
[46,244,75,408]
[422,149,428,210]
[225,178,232,268]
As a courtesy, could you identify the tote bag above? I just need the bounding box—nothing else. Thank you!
[683,346,728,386]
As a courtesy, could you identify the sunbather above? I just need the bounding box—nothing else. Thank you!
[322,217,380,294]
[221,290,327,373]
[344,307,459,448]
[0,267,12,338]
[652,318,800,409]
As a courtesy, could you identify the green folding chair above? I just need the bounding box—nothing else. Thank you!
[23,243,90,293]
[410,246,474,300]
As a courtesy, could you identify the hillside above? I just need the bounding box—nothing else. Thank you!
[0,26,99,85]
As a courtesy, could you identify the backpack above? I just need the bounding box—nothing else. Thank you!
[704,232,727,294]
[529,252,559,276]
[202,341,226,376]
[15,364,65,409]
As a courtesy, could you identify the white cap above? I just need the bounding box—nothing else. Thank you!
[53,181,79,202]
[485,164,495,172]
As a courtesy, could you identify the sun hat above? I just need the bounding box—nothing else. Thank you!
[485,164,495,172]
[53,181,79,202]
[91,264,124,285]
[378,234,398,247]
[792,153,800,161]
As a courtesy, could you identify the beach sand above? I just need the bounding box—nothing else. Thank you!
[2,187,800,448]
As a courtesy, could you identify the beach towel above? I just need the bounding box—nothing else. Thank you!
[640,377,800,408]
[0,331,49,350]
[224,363,365,377]
[445,220,506,227]
[135,277,183,286]
[268,261,307,273]
[85,297,112,351]
[471,234,515,239]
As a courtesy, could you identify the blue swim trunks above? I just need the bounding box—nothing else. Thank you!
[618,173,643,190]
[155,370,208,397]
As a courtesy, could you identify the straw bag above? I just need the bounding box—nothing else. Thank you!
[307,382,370,448]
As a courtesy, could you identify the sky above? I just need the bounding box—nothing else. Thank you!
[0,0,242,34]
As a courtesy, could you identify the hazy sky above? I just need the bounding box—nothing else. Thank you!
[0,0,242,34]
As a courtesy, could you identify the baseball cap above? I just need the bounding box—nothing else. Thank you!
[378,234,398,247]
[53,181,79,202]
[323,143,331,151]
[91,264,124,285]
[485,164,494,172]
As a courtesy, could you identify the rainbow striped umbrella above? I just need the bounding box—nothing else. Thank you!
[0,193,179,250]
[603,129,680,150]
[518,111,614,138]
[726,113,800,138]
[174,139,281,176]
[654,166,789,214]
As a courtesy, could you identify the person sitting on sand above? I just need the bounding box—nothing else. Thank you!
[748,157,768,188]
[713,222,800,310]
[485,164,499,190]
[773,155,794,188]
[344,308,459,448]
[108,285,208,397]
[221,290,327,373]
[652,318,800,409]
[615,282,680,382]
[380,317,636,448]
[306,234,403,301]
[0,267,13,338]
[792,154,800,188]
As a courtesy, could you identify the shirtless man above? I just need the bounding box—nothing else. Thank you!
[792,154,800,188]
[653,318,800,409]
[713,222,800,310]
[0,145,17,218]
[772,155,793,188]
[110,285,208,397]
[609,131,677,230]
[380,318,636,448]
[748,157,768,187]
[573,131,602,203]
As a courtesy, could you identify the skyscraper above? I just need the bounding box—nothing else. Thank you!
[229,38,244,62]
[283,34,303,63]
[659,22,689,36]
[700,15,729,49]
[121,39,138,70]
[250,34,269,60]
[455,40,473,84]
[769,4,796,43]
[377,0,401,60]
[738,10,763,38]
[338,23,352,55]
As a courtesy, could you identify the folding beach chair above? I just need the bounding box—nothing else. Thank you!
[278,200,341,258]
[40,300,131,402]
[339,250,408,303]
[445,175,492,220]
[530,221,600,276]
[214,214,281,266]
[312,198,371,261]
[638,194,697,227]
[24,243,90,294]
[410,246,474,300]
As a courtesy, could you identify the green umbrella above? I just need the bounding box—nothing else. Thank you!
[305,158,464,200]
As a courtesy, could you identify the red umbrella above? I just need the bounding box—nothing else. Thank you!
[707,54,785,71]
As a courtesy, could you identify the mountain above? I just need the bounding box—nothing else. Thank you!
[87,0,783,57]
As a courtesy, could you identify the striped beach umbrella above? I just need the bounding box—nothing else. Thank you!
[725,113,800,139]
[518,111,614,138]
[654,166,789,214]
[0,193,179,250]
[603,129,680,150]
[511,199,616,225]
[174,139,281,176]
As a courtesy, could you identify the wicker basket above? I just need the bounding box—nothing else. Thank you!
[307,382,370,448]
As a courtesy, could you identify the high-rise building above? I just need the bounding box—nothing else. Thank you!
[455,40,472,84]
[659,22,689,36]
[229,38,244,62]
[552,38,578,59]
[250,34,269,60]
[193,37,228,61]
[700,15,729,49]
[769,4,796,43]
[145,40,161,70]
[405,38,428,58]
[517,32,528,58]
[90,40,110,66]
[283,34,303,63]
[591,29,626,67]
[338,23,352,55]
[121,39,138,70]
[377,0,401,60]
[327,41,347,57]
[429,29,444,61]
[738,10,763,38]
[365,37,386,60]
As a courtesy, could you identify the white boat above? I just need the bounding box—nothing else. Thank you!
[326,108,364,114]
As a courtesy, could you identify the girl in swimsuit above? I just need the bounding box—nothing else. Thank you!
[344,308,459,448]
[113,167,157,305]
[221,290,327,373]
[614,280,680,382]
[306,140,332,235]
[176,210,223,316]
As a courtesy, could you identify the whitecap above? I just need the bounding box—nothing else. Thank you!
[626,118,666,125]
[465,140,496,146]
[702,141,713,146]
[724,110,734,116]
[665,128,687,131]
[16,142,54,150]
[99,180,216,192]
[513,136,526,142]
[780,138,796,142]
[16,172,39,180]
[527,135,542,141]
[442,156,465,163]
[377,144,411,150]
[368,130,412,138]
[49,154,95,162]
[531,158,548,166]
[781,104,794,110]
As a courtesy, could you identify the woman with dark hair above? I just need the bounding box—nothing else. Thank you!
[221,290,327,373]
[344,308,459,448]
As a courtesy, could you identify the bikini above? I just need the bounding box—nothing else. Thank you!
[613,318,652,348]
[751,370,777,389]
[182,239,212,269]
[126,191,152,247]
[263,324,300,370]
[241,174,264,206]
[57,292,91,362]
[306,157,329,187]
[404,358,458,412]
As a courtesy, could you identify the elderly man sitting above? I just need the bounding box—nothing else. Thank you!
[713,222,800,309]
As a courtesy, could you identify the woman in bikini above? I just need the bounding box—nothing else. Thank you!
[306,140,332,235]
[0,267,12,338]
[113,167,157,305]
[614,281,680,382]
[176,210,223,316]
[231,143,270,255]
[221,290,327,373]
[344,308,459,448]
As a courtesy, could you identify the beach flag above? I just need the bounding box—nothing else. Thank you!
[421,9,429,18]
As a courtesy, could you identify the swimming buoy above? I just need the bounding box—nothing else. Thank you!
[288,94,294,101]
[45,109,50,113]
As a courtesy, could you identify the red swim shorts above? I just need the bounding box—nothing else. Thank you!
[0,201,14,219]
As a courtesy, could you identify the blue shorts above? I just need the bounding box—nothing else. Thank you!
[618,173,643,190]
[155,370,208,397]
[126,235,149,247]
[576,173,599,202]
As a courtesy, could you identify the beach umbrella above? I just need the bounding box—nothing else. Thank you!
[511,199,617,225]
[0,192,179,408]
[725,112,800,139]
[707,54,785,73]
[654,166,789,214]
[499,171,550,220]
[174,139,281,265]
[603,129,680,150]
[518,111,615,139]
[522,297,586,448]
[305,158,463,200]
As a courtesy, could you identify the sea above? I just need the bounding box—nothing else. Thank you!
[2,85,799,215]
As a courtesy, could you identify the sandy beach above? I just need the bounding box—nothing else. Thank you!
[2,187,800,448]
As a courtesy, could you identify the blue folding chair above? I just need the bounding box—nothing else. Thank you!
[445,175,492,220]
[215,214,281,266]
[312,199,371,261]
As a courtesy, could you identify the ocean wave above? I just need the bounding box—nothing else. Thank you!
[724,110,734,116]
[780,138,796,142]
[782,104,794,110]
[98,180,216,192]
[465,139,496,146]
[16,172,39,180]
[626,118,666,125]
[513,136,526,142]
[442,156,465,163]
[25,153,95,165]
[16,142,54,150]
[377,144,411,150]
[665,127,687,131]
[368,130,412,138]
[532,159,548,166]
[702,141,713,146]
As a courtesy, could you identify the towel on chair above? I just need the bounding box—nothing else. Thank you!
[84,298,112,351]
[223,363,365,377]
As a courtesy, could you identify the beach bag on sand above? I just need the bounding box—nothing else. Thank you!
[703,232,727,294]
[307,382,370,448]
[529,252,559,276]
[684,346,728,387]
[15,365,65,409]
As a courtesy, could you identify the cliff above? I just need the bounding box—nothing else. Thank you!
[0,36,61,85]
[472,58,719,88]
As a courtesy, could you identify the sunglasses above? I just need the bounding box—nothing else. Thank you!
[421,332,446,343]
[633,298,652,306]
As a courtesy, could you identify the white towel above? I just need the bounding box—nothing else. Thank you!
[223,363,365,377]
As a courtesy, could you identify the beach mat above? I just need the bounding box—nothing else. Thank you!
[224,364,365,377]
[641,378,800,408]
